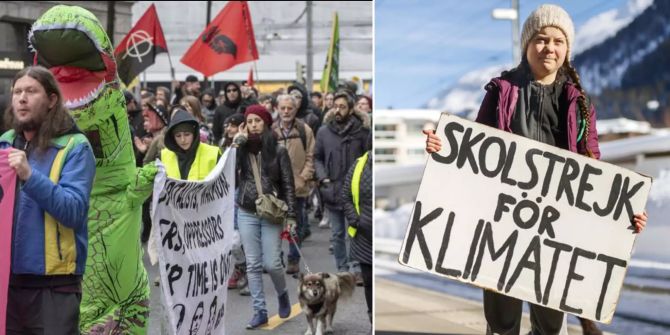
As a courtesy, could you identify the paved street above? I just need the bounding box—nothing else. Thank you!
[146,216,371,334]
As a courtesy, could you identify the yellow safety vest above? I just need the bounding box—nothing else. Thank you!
[348,151,369,238]
[161,143,220,181]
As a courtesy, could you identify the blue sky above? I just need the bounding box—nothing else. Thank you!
[375,0,632,109]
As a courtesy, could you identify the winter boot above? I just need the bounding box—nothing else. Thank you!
[579,317,603,335]
[285,259,300,275]
[246,310,268,329]
[278,290,291,318]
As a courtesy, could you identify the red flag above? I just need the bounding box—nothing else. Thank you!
[181,1,259,77]
[114,4,168,86]
[247,66,254,87]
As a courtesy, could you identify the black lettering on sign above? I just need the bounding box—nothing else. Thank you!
[500,141,518,186]
[493,193,516,222]
[456,127,485,173]
[555,157,580,206]
[517,149,542,190]
[595,254,627,321]
[575,164,602,212]
[219,251,233,286]
[512,193,540,230]
[493,193,559,238]
[210,258,218,291]
[560,247,596,314]
[402,201,442,270]
[593,174,621,217]
[435,212,461,277]
[540,151,565,197]
[160,219,184,254]
[165,263,183,296]
[537,204,559,239]
[157,180,175,205]
[505,235,542,303]
[471,222,518,291]
[187,262,210,298]
[187,264,195,298]
[541,239,572,305]
[613,176,644,222]
[462,219,484,279]
[173,303,186,331]
[200,171,230,205]
[202,262,209,295]
[432,122,463,165]
[183,215,226,250]
[478,136,506,178]
[159,181,205,210]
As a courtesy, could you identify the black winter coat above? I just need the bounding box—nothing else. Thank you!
[342,153,372,265]
[236,145,296,219]
[212,82,242,144]
[314,116,370,210]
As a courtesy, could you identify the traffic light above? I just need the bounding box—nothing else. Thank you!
[296,61,306,84]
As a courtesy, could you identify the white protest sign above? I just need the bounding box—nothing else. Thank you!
[399,114,652,323]
[152,148,236,335]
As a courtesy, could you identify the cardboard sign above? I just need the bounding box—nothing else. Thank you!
[0,149,17,334]
[152,148,236,335]
[399,114,652,323]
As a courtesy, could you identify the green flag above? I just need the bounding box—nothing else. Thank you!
[320,12,339,93]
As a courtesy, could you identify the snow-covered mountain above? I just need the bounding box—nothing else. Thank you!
[426,64,509,119]
[574,0,670,94]
[426,0,664,117]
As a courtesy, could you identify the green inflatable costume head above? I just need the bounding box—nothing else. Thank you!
[31,5,153,333]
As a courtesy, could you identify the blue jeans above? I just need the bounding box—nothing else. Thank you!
[288,197,307,262]
[328,208,360,273]
[238,208,287,313]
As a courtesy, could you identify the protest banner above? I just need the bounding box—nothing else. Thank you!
[152,148,236,335]
[0,149,17,333]
[399,114,652,323]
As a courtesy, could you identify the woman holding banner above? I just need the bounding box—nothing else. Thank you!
[160,107,220,180]
[234,104,296,329]
[424,4,647,335]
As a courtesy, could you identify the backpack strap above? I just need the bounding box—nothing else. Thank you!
[296,121,307,151]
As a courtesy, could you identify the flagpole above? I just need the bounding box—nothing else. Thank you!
[166,50,176,81]
[322,12,337,93]
[253,61,259,86]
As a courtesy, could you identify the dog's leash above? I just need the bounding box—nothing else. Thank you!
[288,227,313,274]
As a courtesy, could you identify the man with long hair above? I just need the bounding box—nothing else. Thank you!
[0,66,96,333]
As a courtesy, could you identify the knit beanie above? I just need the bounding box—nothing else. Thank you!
[244,104,273,128]
[148,104,169,126]
[520,4,575,61]
[224,113,245,127]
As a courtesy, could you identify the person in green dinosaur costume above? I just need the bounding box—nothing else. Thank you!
[29,5,156,334]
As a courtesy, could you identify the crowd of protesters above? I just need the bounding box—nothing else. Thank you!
[123,75,373,329]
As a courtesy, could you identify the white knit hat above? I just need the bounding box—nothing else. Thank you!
[520,4,575,60]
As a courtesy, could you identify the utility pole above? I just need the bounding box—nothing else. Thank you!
[306,1,314,91]
[512,0,520,65]
[107,1,115,45]
[492,0,521,65]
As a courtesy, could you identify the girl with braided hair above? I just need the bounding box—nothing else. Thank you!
[424,4,647,335]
